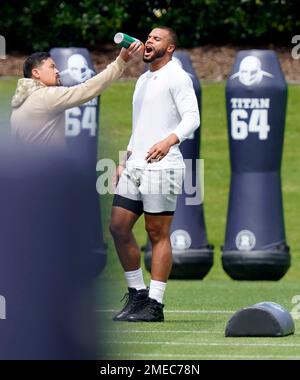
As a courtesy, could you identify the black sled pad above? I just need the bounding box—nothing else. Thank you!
[225,302,295,337]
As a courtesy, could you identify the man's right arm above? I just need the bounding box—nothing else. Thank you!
[113,150,132,189]
[114,133,133,186]
[119,150,132,167]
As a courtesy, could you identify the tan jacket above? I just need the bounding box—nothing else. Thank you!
[10,56,128,146]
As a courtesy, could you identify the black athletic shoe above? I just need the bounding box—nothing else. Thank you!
[113,287,149,321]
[127,297,164,322]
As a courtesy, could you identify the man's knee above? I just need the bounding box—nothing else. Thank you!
[145,222,166,244]
[110,205,140,240]
[109,220,117,237]
[109,216,133,240]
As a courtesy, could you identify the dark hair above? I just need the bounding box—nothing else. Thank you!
[23,52,51,78]
[157,26,178,48]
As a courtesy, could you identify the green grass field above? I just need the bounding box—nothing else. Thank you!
[1,77,300,360]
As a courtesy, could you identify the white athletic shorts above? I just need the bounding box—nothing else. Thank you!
[113,166,185,215]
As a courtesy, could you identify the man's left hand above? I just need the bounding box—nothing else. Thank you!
[146,133,179,163]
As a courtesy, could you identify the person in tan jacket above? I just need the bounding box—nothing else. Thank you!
[10,44,142,146]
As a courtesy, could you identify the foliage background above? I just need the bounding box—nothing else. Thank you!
[1,0,299,52]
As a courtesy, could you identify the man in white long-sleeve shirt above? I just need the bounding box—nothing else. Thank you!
[110,27,200,322]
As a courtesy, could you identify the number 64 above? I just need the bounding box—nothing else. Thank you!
[231,109,270,140]
[65,106,97,137]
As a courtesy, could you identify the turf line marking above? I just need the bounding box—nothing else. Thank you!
[96,309,235,314]
[103,330,223,334]
[110,340,300,347]
[104,353,300,359]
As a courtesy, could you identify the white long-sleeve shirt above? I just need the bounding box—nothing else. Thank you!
[127,59,200,170]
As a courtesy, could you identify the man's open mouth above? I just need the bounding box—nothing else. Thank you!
[144,45,154,57]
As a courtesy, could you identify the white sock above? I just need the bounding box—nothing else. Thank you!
[124,268,146,290]
[149,279,166,304]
